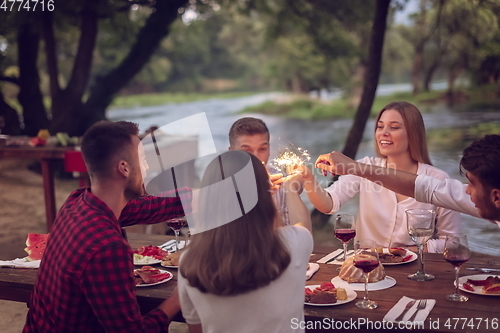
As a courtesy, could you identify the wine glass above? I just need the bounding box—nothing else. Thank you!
[406,208,436,281]
[353,239,380,309]
[443,234,471,302]
[166,216,187,252]
[334,213,356,262]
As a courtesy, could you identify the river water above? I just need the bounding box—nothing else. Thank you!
[107,87,500,256]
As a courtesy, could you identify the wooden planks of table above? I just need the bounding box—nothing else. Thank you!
[1,232,499,332]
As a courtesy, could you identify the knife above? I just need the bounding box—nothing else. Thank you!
[325,251,351,264]
[466,267,500,273]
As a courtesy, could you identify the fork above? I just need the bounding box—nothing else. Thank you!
[394,299,416,322]
[407,299,427,322]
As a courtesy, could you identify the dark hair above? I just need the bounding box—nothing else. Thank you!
[374,102,432,165]
[180,151,291,296]
[228,117,269,147]
[460,134,500,190]
[81,121,139,177]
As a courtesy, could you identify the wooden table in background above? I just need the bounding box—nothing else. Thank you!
[0,146,76,231]
[1,233,499,332]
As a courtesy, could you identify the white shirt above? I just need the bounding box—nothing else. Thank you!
[325,157,462,253]
[414,174,479,217]
[178,226,313,333]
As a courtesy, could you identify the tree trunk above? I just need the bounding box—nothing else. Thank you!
[411,44,423,95]
[311,0,391,228]
[348,63,366,108]
[423,55,441,92]
[49,0,101,136]
[82,0,189,130]
[0,93,21,135]
[17,15,49,136]
[342,0,390,159]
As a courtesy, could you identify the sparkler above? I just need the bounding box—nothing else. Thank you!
[268,141,310,175]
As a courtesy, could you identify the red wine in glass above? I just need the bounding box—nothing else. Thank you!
[353,240,380,310]
[334,213,356,262]
[335,229,356,243]
[443,234,470,302]
[444,256,469,267]
[354,259,379,273]
[166,217,187,252]
[167,218,187,231]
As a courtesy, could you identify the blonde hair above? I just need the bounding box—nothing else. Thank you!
[374,102,432,165]
[180,151,291,296]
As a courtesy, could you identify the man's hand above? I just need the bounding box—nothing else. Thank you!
[282,172,304,194]
[315,151,356,176]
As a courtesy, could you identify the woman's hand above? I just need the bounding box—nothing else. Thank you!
[315,151,356,176]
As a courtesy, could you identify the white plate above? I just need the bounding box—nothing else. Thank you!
[458,274,500,296]
[380,249,418,266]
[160,262,179,269]
[304,284,357,306]
[331,276,397,291]
[133,255,162,266]
[135,269,173,287]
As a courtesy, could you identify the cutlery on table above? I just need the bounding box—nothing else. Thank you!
[407,299,427,322]
[466,267,500,273]
[394,299,416,322]
[325,250,353,264]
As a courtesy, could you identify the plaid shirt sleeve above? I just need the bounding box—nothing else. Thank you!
[120,187,192,227]
[79,240,170,333]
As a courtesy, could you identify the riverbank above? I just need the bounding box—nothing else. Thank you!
[240,83,500,121]
[110,91,259,109]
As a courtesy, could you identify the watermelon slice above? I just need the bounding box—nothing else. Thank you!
[24,233,49,261]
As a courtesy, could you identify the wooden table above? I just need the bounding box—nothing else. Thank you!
[1,233,499,332]
[0,146,76,231]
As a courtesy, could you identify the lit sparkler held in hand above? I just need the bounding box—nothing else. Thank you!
[268,139,310,176]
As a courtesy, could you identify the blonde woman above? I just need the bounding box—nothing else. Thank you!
[178,151,312,333]
[303,102,462,253]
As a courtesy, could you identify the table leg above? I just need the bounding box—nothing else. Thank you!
[40,159,56,232]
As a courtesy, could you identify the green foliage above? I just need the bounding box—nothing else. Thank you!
[109,91,256,108]
[240,97,354,120]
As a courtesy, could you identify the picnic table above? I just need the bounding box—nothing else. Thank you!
[1,232,499,332]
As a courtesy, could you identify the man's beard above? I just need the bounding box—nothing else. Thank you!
[124,177,145,201]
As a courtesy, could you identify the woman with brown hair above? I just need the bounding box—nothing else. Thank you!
[302,102,462,252]
[178,150,312,333]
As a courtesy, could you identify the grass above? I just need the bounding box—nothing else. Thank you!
[109,91,257,109]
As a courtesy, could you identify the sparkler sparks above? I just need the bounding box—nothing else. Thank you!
[269,142,310,175]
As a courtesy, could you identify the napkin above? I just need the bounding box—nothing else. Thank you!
[384,296,436,323]
[0,258,40,269]
[306,263,319,280]
[317,249,354,265]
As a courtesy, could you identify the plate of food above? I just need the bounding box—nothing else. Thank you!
[378,247,417,265]
[458,275,500,296]
[133,245,168,265]
[331,276,396,291]
[304,282,357,306]
[134,266,173,287]
[160,252,181,269]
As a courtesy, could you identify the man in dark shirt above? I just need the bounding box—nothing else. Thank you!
[23,121,191,333]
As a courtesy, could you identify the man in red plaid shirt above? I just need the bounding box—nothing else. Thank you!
[23,121,191,333]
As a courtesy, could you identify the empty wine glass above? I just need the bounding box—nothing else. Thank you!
[353,239,380,309]
[166,216,187,252]
[334,213,356,262]
[406,208,436,281]
[444,234,471,302]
